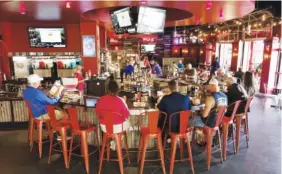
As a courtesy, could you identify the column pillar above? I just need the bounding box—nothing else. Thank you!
[259,37,280,93]
[0,22,12,78]
[231,41,239,72]
[80,21,98,75]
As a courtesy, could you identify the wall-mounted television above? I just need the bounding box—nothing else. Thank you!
[28,27,66,48]
[110,7,133,34]
[137,6,166,34]
[141,44,156,53]
[110,7,137,34]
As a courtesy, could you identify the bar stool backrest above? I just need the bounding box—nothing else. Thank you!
[24,100,42,120]
[97,110,123,134]
[67,107,80,131]
[215,106,227,127]
[24,100,33,119]
[139,111,167,134]
[46,105,58,126]
[169,110,191,134]
[244,96,254,115]
[229,100,242,120]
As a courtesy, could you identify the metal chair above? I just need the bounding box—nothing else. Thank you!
[137,111,167,174]
[168,110,194,174]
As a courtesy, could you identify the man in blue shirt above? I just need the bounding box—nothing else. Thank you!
[23,74,63,120]
[150,60,163,77]
[157,80,191,134]
[123,61,135,77]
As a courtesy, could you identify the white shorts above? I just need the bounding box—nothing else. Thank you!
[100,120,131,134]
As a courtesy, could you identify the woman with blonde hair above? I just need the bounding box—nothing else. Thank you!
[74,65,87,94]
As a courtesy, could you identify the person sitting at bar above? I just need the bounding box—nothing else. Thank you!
[23,74,63,120]
[96,80,130,133]
[216,68,231,89]
[184,63,198,83]
[123,60,135,77]
[177,60,185,69]
[190,78,227,128]
[157,80,191,134]
[199,66,210,83]
[224,77,248,117]
[150,59,163,77]
[243,71,256,96]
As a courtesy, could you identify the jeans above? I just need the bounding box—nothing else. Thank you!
[189,116,206,127]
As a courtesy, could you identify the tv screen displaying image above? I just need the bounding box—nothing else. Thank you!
[141,44,156,53]
[137,6,166,34]
[28,27,66,48]
[110,7,134,34]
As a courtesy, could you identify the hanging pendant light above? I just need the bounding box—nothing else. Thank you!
[19,1,26,15]
[206,0,212,10]
[219,7,223,18]
[66,1,71,8]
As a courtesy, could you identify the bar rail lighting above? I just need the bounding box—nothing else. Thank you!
[19,1,26,15]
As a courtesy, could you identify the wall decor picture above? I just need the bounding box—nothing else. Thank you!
[82,35,95,57]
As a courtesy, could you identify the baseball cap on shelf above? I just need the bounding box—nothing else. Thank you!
[208,78,219,86]
[27,74,43,84]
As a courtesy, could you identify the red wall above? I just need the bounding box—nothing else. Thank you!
[10,23,81,52]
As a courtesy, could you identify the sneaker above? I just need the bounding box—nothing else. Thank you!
[110,140,116,151]
[167,138,171,144]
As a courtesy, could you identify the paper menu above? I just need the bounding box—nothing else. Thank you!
[49,81,64,97]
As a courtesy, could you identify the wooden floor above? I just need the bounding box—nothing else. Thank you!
[0,97,280,174]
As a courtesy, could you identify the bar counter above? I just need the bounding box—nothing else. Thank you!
[0,91,157,148]
[59,92,157,148]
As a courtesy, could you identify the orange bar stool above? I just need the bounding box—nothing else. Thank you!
[97,111,130,174]
[193,106,226,170]
[169,110,195,174]
[221,100,241,161]
[25,100,51,159]
[137,111,167,174]
[67,107,100,174]
[235,97,254,153]
[46,105,72,168]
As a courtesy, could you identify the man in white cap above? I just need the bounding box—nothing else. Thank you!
[190,78,227,128]
[23,74,63,120]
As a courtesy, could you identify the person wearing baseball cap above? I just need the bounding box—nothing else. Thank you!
[190,78,227,128]
[23,74,63,120]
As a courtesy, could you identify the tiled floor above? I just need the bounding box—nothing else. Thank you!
[0,97,280,174]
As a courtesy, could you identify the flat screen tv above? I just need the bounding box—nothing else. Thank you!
[110,7,135,34]
[140,44,156,53]
[137,6,166,34]
[28,27,66,48]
